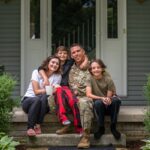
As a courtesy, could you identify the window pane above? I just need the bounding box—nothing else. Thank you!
[30,0,40,39]
[107,0,118,38]
[52,0,96,60]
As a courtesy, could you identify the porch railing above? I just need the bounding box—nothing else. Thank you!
[52,16,95,54]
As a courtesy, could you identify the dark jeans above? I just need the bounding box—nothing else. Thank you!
[22,94,49,129]
[94,97,121,126]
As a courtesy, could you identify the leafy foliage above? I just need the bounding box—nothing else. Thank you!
[141,139,150,150]
[0,132,20,150]
[143,74,150,132]
[141,75,150,150]
[0,74,17,133]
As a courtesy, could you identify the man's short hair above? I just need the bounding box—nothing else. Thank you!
[70,43,84,50]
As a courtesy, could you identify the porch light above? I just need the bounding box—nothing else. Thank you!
[136,0,145,4]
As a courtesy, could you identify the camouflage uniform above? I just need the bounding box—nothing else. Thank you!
[69,64,93,130]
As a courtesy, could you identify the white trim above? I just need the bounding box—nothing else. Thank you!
[122,0,127,96]
[47,0,52,56]
[96,0,101,58]
[21,0,25,95]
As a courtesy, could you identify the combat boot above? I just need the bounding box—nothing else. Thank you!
[56,124,71,134]
[77,129,90,149]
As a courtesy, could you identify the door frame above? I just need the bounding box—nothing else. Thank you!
[21,0,127,96]
[96,0,127,96]
[21,0,49,95]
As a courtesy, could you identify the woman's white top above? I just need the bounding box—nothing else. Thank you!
[24,69,61,97]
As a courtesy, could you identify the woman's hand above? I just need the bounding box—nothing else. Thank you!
[53,84,61,93]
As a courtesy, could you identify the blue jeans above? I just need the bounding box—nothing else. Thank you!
[22,94,49,129]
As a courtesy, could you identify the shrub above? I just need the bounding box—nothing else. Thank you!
[141,139,150,150]
[141,75,150,150]
[143,74,150,132]
[0,132,20,150]
[0,74,17,133]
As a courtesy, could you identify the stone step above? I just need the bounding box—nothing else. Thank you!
[11,106,149,142]
[12,106,146,123]
[23,133,126,147]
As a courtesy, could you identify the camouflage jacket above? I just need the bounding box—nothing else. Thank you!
[69,63,90,97]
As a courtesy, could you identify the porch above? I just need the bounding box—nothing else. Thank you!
[11,106,149,148]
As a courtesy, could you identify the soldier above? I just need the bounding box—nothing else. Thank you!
[69,43,94,149]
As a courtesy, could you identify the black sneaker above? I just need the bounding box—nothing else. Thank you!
[110,124,121,140]
[94,126,105,140]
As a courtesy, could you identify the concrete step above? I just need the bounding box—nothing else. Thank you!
[24,133,126,147]
[11,106,149,142]
[12,106,147,123]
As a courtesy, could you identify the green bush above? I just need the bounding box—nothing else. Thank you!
[143,74,150,132]
[141,75,150,150]
[141,139,150,150]
[0,74,17,133]
[0,132,20,150]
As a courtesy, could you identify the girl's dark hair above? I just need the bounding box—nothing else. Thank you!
[89,59,106,75]
[39,55,61,73]
[55,45,68,53]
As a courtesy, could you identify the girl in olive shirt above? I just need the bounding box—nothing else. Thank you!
[86,59,121,140]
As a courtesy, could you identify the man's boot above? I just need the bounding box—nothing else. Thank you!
[77,129,90,149]
[110,123,121,140]
[56,124,71,134]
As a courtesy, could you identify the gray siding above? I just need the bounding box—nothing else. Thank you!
[0,0,20,97]
[1,0,150,105]
[124,0,150,105]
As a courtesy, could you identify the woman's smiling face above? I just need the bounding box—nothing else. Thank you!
[48,58,60,72]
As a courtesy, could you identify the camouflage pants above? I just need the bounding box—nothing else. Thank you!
[77,97,94,130]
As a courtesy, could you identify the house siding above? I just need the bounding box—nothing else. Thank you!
[0,0,150,105]
[0,0,20,97]
[124,0,150,105]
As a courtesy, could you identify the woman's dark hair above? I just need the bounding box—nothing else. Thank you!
[89,59,106,75]
[39,55,61,74]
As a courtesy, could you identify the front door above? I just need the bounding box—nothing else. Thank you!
[99,0,127,96]
[21,0,126,96]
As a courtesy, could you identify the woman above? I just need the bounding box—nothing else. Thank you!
[21,56,61,136]
[86,59,121,140]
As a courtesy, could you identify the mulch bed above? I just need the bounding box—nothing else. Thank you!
[126,140,145,150]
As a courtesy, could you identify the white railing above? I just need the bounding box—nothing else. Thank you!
[52,16,95,52]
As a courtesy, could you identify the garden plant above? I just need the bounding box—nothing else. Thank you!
[0,71,20,149]
[141,74,150,150]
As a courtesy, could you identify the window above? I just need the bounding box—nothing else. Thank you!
[30,0,40,39]
[107,0,118,38]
